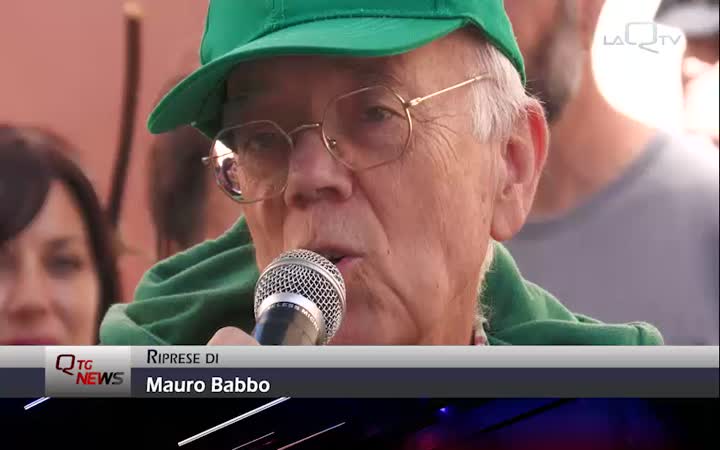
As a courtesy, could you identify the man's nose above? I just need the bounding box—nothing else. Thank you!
[283,128,353,207]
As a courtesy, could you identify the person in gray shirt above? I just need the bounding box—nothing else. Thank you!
[503,0,719,344]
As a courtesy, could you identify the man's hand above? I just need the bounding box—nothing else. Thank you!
[207,327,260,345]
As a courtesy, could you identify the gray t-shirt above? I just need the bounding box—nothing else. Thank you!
[507,132,719,345]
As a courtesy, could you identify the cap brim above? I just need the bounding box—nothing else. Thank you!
[148,17,466,136]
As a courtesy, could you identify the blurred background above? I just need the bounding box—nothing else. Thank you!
[4,0,705,301]
[1,0,717,345]
[1,0,215,300]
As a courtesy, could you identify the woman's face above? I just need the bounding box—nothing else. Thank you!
[0,181,100,345]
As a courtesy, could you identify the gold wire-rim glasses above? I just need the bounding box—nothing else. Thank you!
[202,74,491,204]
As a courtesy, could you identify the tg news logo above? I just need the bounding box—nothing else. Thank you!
[55,354,125,386]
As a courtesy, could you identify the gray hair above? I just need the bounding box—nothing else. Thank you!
[475,241,495,337]
[470,38,539,142]
[466,38,544,333]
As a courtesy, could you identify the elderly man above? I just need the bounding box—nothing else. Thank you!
[503,0,718,345]
[100,0,661,346]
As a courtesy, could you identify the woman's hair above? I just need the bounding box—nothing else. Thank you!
[146,73,214,259]
[147,124,212,259]
[0,124,122,340]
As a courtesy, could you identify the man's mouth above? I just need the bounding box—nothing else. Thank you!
[307,247,360,273]
[323,252,345,265]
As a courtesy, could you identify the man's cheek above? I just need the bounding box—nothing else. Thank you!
[243,217,279,268]
[253,233,284,270]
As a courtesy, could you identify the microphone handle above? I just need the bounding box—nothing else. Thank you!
[252,303,322,345]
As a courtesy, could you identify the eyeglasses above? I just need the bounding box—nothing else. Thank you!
[202,74,490,203]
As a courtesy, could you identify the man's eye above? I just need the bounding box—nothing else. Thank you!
[362,106,395,122]
[252,133,279,147]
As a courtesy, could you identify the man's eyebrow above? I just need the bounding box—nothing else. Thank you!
[226,58,406,98]
[221,59,409,123]
[335,59,407,89]
[222,92,262,127]
[225,86,264,104]
[223,93,251,112]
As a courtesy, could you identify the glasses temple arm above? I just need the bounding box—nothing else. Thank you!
[406,75,489,107]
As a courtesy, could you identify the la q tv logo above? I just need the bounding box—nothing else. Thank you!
[55,354,125,385]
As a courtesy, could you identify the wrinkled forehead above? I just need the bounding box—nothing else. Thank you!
[224,31,474,99]
[225,54,411,99]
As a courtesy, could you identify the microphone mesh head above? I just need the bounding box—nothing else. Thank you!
[254,249,346,343]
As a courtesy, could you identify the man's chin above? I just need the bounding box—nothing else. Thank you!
[327,288,409,345]
[328,327,371,345]
[329,321,414,345]
[328,319,390,345]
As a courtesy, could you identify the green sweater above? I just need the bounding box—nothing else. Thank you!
[100,219,663,345]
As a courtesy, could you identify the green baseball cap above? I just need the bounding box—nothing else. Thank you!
[148,0,525,138]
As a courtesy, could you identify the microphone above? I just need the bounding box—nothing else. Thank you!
[252,249,346,345]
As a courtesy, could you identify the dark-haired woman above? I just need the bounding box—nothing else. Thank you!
[0,125,121,345]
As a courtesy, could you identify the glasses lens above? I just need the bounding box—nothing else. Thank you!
[210,121,290,202]
[323,86,410,169]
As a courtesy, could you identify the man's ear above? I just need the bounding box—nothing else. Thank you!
[490,101,549,242]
